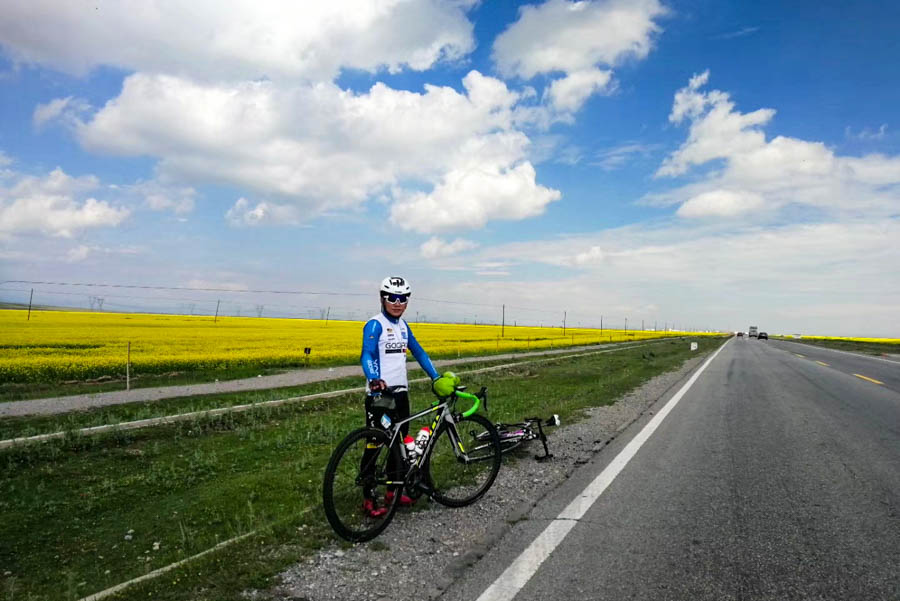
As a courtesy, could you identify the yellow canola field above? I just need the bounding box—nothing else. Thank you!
[786,335,900,344]
[0,309,711,383]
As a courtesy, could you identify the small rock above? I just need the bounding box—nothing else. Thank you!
[152,542,160,551]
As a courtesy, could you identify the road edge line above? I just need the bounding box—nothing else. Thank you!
[474,338,730,601]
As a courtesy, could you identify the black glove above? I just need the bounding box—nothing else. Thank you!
[368,378,387,393]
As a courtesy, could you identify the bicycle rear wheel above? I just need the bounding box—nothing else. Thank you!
[322,428,401,542]
[426,414,502,507]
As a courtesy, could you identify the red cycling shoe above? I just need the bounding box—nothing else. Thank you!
[362,498,388,518]
[385,490,416,507]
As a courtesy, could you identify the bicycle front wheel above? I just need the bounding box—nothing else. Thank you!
[426,413,502,507]
[322,428,401,542]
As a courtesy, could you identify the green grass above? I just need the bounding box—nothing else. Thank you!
[0,337,724,601]
[773,336,900,356]
[0,351,621,441]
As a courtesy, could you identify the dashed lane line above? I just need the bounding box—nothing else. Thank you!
[853,373,884,385]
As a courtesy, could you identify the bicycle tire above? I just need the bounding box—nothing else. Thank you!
[322,427,401,542]
[425,413,502,508]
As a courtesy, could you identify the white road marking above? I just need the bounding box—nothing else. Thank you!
[475,340,730,601]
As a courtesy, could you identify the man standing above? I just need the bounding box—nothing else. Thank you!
[359,276,440,517]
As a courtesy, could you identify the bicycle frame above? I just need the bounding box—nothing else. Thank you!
[376,387,486,489]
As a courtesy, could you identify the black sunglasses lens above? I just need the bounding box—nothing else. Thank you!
[387,294,408,303]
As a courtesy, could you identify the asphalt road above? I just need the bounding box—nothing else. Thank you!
[442,338,900,601]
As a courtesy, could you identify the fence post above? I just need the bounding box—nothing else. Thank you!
[126,341,131,391]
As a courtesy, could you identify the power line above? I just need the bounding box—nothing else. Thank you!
[0,280,514,310]
[0,280,659,329]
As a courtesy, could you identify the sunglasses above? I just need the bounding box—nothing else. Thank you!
[384,294,409,304]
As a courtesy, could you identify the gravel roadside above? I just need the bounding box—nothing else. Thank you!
[266,351,710,601]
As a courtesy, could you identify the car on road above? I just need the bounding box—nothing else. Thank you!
[758,332,768,340]
[737,332,744,338]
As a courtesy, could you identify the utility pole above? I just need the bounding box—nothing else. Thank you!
[214,300,220,323]
[625,317,627,334]
[27,288,33,320]
[563,311,566,335]
[502,304,505,338]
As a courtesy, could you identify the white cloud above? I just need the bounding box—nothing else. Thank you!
[574,245,605,265]
[546,68,613,113]
[0,1,476,82]
[432,218,900,335]
[711,26,760,40]
[33,97,69,128]
[676,189,764,218]
[592,142,659,170]
[492,0,665,117]
[654,72,900,220]
[0,167,129,237]
[420,236,478,259]
[225,197,302,226]
[9,4,566,234]
[390,159,561,232]
[845,124,888,141]
[65,70,557,232]
[66,244,91,263]
[131,180,196,215]
[493,0,666,78]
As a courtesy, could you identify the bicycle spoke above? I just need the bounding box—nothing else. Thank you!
[323,428,400,542]
[426,414,501,507]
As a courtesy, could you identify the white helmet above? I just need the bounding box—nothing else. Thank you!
[380,276,411,296]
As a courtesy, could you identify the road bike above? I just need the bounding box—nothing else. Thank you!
[322,383,502,542]
[475,414,560,461]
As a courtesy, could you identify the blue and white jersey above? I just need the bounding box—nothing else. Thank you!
[360,311,438,391]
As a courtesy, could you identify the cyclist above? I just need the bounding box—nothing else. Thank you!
[359,276,441,518]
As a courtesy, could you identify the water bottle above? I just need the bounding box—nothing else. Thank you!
[404,435,417,463]
[415,426,432,453]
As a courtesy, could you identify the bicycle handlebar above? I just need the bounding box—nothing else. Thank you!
[452,386,487,418]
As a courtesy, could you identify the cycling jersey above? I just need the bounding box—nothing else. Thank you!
[360,310,438,391]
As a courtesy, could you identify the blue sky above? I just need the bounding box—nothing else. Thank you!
[1,0,898,336]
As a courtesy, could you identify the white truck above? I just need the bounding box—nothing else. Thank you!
[749,326,758,338]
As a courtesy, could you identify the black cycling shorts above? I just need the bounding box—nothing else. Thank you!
[365,389,410,439]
